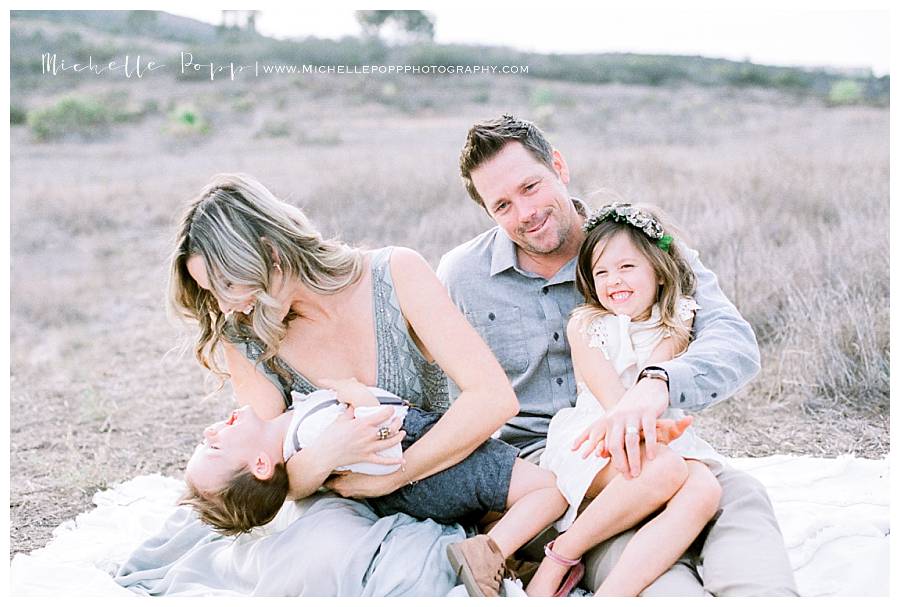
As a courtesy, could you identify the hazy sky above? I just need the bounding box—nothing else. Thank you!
[171,1,890,75]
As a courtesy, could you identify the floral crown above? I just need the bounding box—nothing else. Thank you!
[582,203,673,252]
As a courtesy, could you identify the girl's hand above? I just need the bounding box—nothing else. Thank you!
[572,416,693,459]
[571,417,611,460]
[655,416,693,444]
[311,405,405,471]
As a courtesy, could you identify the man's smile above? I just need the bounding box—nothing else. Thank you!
[523,211,551,235]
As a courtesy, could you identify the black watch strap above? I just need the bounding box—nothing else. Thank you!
[638,366,669,385]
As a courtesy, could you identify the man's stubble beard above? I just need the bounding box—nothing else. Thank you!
[517,209,574,256]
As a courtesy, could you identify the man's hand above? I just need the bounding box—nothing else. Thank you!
[577,377,669,479]
[324,469,400,499]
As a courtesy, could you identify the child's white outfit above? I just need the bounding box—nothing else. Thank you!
[540,298,726,531]
[284,387,409,475]
[283,387,519,524]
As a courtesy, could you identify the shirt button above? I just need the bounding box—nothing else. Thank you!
[553,332,559,341]
[556,377,563,386]
[542,286,549,294]
[488,312,496,321]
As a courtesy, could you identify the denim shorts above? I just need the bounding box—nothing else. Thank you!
[367,408,519,525]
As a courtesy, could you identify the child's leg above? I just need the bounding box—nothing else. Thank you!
[484,459,568,558]
[595,460,722,596]
[446,459,567,597]
[526,444,689,596]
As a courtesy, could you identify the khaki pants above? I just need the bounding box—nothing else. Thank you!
[520,449,798,596]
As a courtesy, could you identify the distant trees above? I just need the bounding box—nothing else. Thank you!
[220,10,258,33]
[126,10,158,33]
[217,10,259,41]
[356,10,435,42]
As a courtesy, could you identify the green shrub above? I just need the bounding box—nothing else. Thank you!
[471,90,490,104]
[100,90,147,123]
[167,105,210,137]
[726,64,774,87]
[626,56,680,86]
[828,80,864,105]
[255,119,291,138]
[141,98,160,115]
[27,96,111,140]
[231,94,256,113]
[296,128,342,146]
[530,87,556,107]
[10,105,27,125]
[773,70,812,90]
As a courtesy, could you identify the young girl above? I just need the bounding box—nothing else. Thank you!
[528,203,726,597]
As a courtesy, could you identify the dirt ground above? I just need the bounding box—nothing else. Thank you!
[10,68,889,557]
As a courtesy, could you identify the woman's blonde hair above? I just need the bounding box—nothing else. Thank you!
[572,203,696,348]
[167,173,363,382]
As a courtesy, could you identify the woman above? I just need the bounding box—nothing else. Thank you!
[168,173,517,522]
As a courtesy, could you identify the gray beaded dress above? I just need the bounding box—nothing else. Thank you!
[228,247,450,413]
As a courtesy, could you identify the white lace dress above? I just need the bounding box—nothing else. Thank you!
[540,298,725,531]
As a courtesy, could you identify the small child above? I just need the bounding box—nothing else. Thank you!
[528,203,726,596]
[181,377,691,596]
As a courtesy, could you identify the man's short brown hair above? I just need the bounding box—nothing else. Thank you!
[459,114,555,208]
[180,463,290,536]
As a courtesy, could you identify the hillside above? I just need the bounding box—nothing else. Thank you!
[10,10,888,104]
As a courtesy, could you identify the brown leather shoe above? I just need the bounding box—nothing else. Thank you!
[504,555,539,586]
[446,535,506,597]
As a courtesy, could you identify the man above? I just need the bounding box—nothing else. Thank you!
[435,114,797,596]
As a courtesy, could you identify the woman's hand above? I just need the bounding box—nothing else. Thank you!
[324,470,401,499]
[311,405,405,471]
[572,415,693,461]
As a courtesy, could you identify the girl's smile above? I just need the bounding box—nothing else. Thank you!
[591,232,661,322]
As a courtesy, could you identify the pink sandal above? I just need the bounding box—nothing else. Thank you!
[544,540,585,597]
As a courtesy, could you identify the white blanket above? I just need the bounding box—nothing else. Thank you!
[9,455,889,596]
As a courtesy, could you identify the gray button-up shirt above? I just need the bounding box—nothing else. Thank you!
[436,216,760,457]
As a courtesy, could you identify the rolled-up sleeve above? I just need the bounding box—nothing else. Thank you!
[656,248,761,412]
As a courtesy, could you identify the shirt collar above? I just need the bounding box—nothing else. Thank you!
[489,227,519,276]
[489,198,590,279]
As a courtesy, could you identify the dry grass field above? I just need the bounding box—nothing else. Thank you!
[10,26,889,556]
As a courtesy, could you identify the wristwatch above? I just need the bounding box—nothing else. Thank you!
[638,366,669,386]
